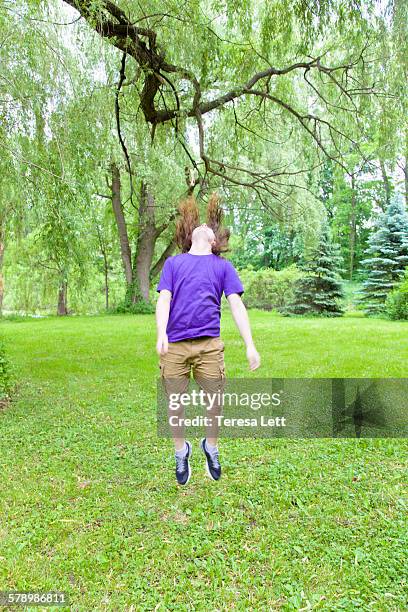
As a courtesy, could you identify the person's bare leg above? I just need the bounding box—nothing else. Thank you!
[164,378,189,450]
[174,438,185,451]
[196,379,224,480]
[163,376,192,485]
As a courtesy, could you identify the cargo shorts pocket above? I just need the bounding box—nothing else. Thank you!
[159,360,165,378]
[217,350,226,380]
[219,359,226,380]
[217,338,225,379]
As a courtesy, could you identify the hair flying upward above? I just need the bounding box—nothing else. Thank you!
[175,192,230,256]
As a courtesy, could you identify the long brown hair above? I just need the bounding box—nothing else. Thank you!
[206,192,230,255]
[175,192,230,255]
[175,194,200,253]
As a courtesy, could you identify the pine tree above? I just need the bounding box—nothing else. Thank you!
[359,197,408,314]
[283,222,345,316]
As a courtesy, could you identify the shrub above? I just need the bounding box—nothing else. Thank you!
[109,300,155,315]
[385,269,408,320]
[109,279,156,315]
[240,264,305,311]
[0,339,14,404]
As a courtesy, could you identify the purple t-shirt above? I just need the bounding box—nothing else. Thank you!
[157,253,244,342]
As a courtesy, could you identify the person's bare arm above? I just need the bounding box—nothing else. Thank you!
[227,293,261,370]
[156,289,172,355]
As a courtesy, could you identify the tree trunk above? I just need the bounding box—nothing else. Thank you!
[379,159,391,210]
[150,239,177,279]
[109,165,182,305]
[94,219,110,310]
[110,161,133,285]
[104,265,109,310]
[132,183,157,301]
[57,278,68,316]
[349,176,357,281]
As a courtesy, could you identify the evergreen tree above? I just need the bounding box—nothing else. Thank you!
[359,198,408,314]
[283,223,345,316]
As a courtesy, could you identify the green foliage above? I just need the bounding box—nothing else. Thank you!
[228,216,319,273]
[261,225,306,270]
[0,339,14,402]
[284,223,345,317]
[110,280,155,315]
[359,198,408,315]
[2,0,406,318]
[239,264,305,311]
[110,300,155,315]
[342,280,365,314]
[385,269,408,320]
[318,160,373,280]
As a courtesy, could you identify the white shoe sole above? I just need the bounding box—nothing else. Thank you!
[184,461,192,485]
[204,458,217,480]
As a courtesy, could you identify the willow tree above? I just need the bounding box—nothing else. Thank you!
[1,2,191,311]
[0,4,81,314]
[60,0,387,204]
[5,0,402,311]
[55,0,398,307]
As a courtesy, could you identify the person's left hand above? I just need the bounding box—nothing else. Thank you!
[246,344,261,371]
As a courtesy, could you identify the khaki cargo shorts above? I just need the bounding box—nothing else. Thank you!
[159,336,225,388]
[159,336,226,438]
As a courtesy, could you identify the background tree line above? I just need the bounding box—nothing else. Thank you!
[0,0,407,318]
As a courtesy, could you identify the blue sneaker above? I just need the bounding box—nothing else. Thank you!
[175,441,192,485]
[200,438,221,481]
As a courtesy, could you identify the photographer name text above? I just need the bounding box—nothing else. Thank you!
[168,415,286,427]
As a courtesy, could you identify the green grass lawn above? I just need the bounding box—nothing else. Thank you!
[0,312,407,610]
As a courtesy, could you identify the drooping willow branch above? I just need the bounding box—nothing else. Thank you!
[114,51,136,208]
[63,0,384,208]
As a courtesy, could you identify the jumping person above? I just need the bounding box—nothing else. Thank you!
[156,193,260,485]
